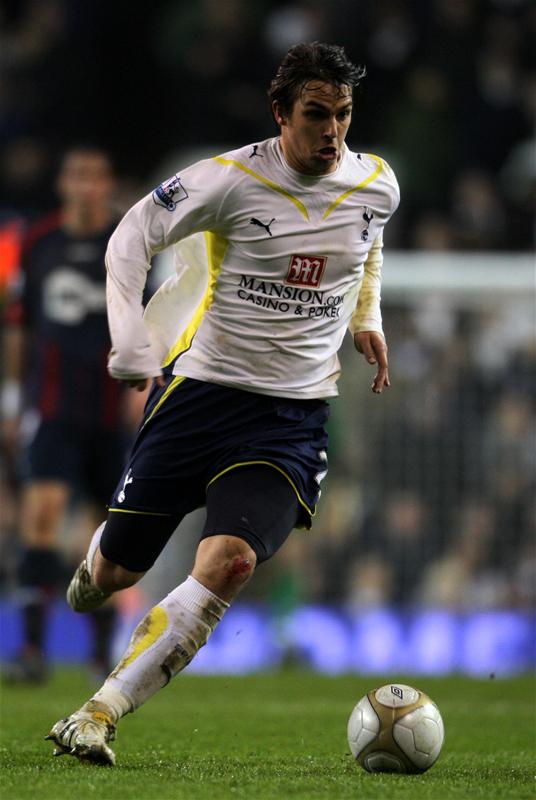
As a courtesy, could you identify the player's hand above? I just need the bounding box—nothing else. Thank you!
[123,375,166,392]
[354,331,390,394]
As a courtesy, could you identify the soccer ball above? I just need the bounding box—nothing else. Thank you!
[347,683,444,774]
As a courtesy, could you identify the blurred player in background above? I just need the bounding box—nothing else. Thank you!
[2,147,136,684]
[46,43,399,764]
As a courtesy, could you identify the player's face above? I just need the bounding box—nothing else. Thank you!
[57,152,115,210]
[275,82,353,176]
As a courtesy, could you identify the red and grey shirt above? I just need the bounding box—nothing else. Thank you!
[7,214,122,427]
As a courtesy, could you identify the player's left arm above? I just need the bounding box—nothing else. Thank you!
[349,158,400,394]
[349,232,389,394]
[354,330,389,394]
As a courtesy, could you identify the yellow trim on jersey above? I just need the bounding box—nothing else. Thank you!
[322,155,384,220]
[142,374,186,428]
[108,507,173,517]
[117,605,169,671]
[213,156,310,221]
[162,232,228,368]
[206,460,316,518]
[141,231,226,428]
[162,231,228,368]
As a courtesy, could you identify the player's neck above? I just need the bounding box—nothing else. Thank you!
[62,205,112,237]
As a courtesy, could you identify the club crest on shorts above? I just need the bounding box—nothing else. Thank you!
[285,254,327,288]
[152,175,188,211]
[117,469,133,504]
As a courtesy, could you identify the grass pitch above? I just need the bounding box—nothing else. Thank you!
[0,669,534,800]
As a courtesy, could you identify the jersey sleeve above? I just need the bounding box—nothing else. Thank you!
[379,158,400,218]
[348,157,399,339]
[106,158,229,380]
[348,232,384,337]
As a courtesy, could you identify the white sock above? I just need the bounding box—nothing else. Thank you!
[83,576,229,722]
[86,522,106,579]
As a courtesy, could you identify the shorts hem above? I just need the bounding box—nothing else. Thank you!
[107,506,175,517]
[200,526,269,561]
[206,460,316,521]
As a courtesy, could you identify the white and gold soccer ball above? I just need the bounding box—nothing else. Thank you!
[347,683,444,774]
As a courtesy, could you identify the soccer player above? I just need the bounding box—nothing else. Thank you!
[46,42,399,765]
[3,147,129,683]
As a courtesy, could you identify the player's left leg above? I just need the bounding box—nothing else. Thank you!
[46,507,184,764]
[84,509,121,683]
[67,507,181,612]
[83,430,140,682]
[46,465,300,765]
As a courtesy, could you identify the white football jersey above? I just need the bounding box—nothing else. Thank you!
[106,137,399,398]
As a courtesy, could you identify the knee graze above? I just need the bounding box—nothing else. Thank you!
[193,535,257,591]
[226,553,255,580]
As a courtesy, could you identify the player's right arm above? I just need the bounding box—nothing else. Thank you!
[105,160,226,386]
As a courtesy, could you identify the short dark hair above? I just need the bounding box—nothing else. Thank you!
[268,42,366,119]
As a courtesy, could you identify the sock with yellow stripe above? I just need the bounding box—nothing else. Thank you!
[81,576,229,722]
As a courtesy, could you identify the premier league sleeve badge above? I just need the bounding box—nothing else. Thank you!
[152,175,189,211]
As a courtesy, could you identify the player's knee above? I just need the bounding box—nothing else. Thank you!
[226,551,256,582]
[193,535,257,599]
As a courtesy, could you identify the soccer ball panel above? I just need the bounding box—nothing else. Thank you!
[348,685,444,774]
[364,751,406,773]
[393,704,445,770]
[347,695,380,758]
[375,683,419,708]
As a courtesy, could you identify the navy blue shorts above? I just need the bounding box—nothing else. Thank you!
[108,377,329,528]
[23,417,129,505]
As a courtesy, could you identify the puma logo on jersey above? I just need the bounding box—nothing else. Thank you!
[250,217,275,237]
[249,145,263,158]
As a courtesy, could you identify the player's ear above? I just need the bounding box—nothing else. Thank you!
[272,101,287,127]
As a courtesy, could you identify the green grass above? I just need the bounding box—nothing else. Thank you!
[1,670,534,800]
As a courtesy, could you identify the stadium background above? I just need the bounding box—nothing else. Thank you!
[0,0,534,676]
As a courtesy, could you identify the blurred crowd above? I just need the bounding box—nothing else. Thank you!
[0,0,534,623]
[1,0,535,255]
[251,299,535,614]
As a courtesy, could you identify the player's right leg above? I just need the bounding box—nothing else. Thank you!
[47,541,254,766]
[46,379,319,764]
[46,466,299,766]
